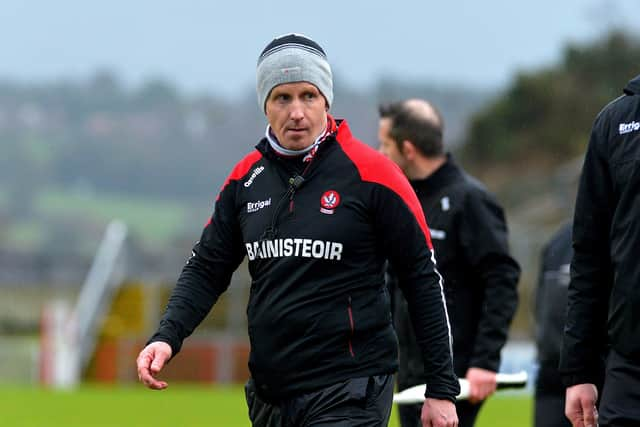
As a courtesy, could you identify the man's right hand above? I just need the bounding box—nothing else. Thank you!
[565,383,598,427]
[136,341,172,390]
[421,398,458,427]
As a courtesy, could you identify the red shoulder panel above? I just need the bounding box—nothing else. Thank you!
[335,121,433,248]
[215,150,263,201]
[205,150,263,227]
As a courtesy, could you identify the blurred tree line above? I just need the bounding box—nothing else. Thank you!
[461,30,640,182]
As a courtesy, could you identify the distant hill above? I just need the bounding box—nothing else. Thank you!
[0,72,490,204]
[0,71,490,274]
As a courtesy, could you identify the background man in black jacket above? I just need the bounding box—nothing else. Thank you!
[136,35,460,427]
[534,222,572,427]
[560,74,640,427]
[378,99,520,427]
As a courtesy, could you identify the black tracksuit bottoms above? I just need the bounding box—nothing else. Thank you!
[534,363,571,427]
[599,349,640,427]
[245,375,394,427]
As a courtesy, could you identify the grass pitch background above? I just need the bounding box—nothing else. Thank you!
[0,385,532,426]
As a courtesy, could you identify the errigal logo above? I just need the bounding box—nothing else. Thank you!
[619,121,640,135]
[247,198,271,213]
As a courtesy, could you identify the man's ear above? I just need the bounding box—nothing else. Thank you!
[401,140,417,160]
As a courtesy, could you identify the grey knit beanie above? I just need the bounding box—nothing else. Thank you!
[256,33,333,112]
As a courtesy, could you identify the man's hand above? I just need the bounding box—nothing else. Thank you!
[136,341,172,390]
[565,383,598,427]
[465,367,497,404]
[421,398,458,427]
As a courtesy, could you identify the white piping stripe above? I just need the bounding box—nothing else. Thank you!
[430,249,454,359]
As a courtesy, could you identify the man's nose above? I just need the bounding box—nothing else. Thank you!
[289,99,305,120]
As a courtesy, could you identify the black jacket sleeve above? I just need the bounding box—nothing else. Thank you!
[533,240,550,358]
[534,223,572,366]
[559,112,612,387]
[372,179,460,401]
[459,188,520,372]
[148,180,246,356]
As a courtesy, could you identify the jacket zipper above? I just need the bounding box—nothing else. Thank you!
[286,147,321,214]
[288,191,295,213]
[347,296,355,357]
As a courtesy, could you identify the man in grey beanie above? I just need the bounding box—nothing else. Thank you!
[137,33,459,427]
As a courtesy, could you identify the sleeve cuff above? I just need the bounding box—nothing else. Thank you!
[424,381,461,403]
[147,330,182,359]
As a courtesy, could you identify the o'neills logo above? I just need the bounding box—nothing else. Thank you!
[247,198,271,213]
[244,166,265,187]
[245,238,343,261]
[320,190,341,215]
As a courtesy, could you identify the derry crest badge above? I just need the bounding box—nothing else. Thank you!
[320,190,341,215]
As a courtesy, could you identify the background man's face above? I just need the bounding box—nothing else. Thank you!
[265,82,327,151]
[378,117,408,173]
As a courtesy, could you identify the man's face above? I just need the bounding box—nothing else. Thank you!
[265,82,327,151]
[378,117,407,172]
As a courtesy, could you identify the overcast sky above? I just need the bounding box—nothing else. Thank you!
[1,0,637,97]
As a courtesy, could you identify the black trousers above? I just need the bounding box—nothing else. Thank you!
[534,394,570,427]
[397,399,482,427]
[534,363,571,427]
[598,349,640,427]
[245,375,394,427]
[245,378,283,427]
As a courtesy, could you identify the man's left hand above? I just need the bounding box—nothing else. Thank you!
[421,398,458,427]
[465,367,497,404]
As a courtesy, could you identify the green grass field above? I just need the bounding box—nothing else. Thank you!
[0,385,532,426]
[3,188,192,253]
[35,189,190,245]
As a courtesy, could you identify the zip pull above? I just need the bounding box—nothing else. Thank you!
[290,175,305,189]
[287,182,295,213]
[287,175,304,214]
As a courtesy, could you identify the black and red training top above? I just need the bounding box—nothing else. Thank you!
[150,117,460,402]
